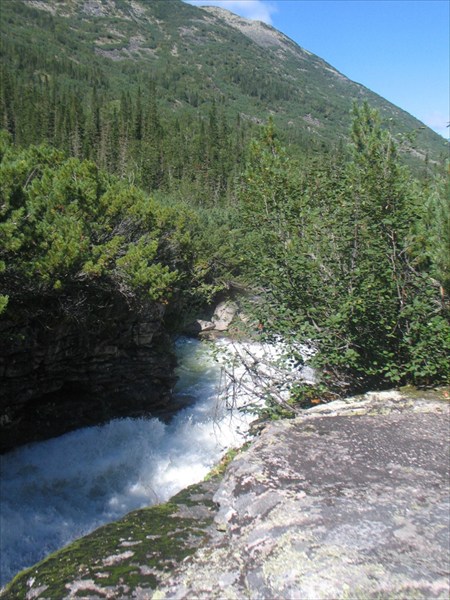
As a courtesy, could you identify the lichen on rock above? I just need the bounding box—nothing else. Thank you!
[154,389,450,599]
[1,477,223,599]
[2,389,449,599]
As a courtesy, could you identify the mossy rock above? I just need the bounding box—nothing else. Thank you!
[1,477,222,599]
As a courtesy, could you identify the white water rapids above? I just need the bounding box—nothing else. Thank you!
[0,336,314,587]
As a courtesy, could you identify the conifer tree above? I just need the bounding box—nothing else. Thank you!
[238,107,449,393]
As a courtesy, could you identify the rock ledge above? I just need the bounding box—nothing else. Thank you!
[3,389,449,599]
[156,389,450,599]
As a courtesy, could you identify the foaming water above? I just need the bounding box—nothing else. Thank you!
[0,337,253,587]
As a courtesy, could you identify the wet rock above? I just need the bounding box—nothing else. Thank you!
[182,300,238,337]
[1,477,223,599]
[182,319,216,336]
[212,301,238,332]
[0,297,176,452]
[3,389,449,599]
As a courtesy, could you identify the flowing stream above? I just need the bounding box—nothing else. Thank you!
[0,337,257,587]
[0,335,315,588]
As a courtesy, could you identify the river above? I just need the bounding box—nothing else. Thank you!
[0,337,257,587]
[0,335,315,588]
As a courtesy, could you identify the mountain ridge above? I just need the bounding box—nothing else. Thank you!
[191,2,446,162]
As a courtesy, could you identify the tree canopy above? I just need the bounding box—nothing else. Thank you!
[236,104,449,393]
[1,101,448,403]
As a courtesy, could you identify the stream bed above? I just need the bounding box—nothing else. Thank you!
[0,334,314,588]
[0,337,257,587]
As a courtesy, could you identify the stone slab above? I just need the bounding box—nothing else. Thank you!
[155,390,450,599]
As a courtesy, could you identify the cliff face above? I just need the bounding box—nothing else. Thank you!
[4,389,449,599]
[0,297,176,453]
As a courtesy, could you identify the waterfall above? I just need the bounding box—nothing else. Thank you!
[0,338,247,586]
[0,335,314,587]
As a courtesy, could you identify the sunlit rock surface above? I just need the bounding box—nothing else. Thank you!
[3,389,449,599]
[158,389,449,599]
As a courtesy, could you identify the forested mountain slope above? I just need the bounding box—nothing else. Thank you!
[0,0,448,451]
[0,0,447,189]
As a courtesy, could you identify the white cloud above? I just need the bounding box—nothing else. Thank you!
[185,0,277,25]
[421,110,450,139]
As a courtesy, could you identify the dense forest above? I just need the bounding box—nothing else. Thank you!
[1,101,449,403]
[0,0,449,416]
[1,0,447,169]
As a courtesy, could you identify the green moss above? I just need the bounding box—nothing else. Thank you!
[204,443,251,481]
[1,482,218,599]
[399,385,450,402]
[2,437,254,599]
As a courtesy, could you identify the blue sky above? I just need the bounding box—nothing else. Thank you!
[185,0,449,138]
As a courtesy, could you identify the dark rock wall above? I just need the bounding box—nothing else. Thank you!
[0,298,176,453]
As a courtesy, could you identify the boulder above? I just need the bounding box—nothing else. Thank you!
[156,389,450,599]
[183,319,216,336]
[182,300,238,336]
[212,301,238,332]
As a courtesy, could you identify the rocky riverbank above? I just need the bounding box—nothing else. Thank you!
[0,295,244,453]
[3,387,449,599]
